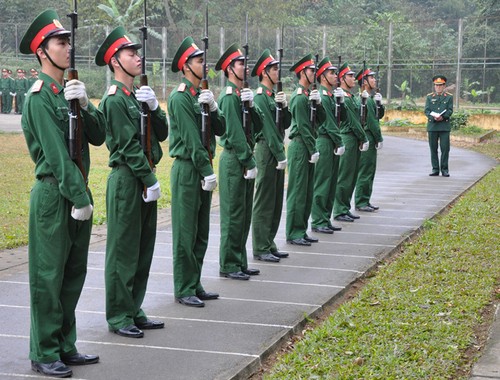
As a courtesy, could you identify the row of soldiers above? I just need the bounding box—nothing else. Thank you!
[0,67,39,114]
[19,9,383,378]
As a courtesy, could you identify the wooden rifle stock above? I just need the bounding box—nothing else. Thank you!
[309,54,319,133]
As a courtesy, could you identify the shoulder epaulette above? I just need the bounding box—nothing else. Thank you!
[178,83,186,92]
[445,92,452,96]
[297,88,303,95]
[226,86,233,95]
[426,92,434,97]
[30,79,43,93]
[322,89,328,96]
[107,85,117,96]
[256,87,263,95]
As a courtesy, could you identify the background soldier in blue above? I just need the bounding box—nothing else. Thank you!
[20,9,105,377]
[251,49,291,262]
[424,75,454,177]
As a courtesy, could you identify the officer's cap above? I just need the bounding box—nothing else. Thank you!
[289,54,315,74]
[316,57,337,78]
[95,26,142,67]
[215,43,245,72]
[171,37,204,73]
[338,62,355,79]
[433,75,447,84]
[251,49,279,77]
[355,68,376,82]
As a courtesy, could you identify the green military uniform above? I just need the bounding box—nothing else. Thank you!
[311,72,346,229]
[20,9,106,364]
[333,63,368,218]
[424,75,453,176]
[96,27,168,331]
[286,55,326,241]
[28,69,39,88]
[0,69,14,113]
[169,37,226,298]
[252,80,291,256]
[15,69,30,114]
[354,68,384,209]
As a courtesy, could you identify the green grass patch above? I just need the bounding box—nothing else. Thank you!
[266,167,500,379]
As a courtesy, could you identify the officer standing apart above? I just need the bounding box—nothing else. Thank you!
[311,57,346,234]
[354,67,384,212]
[95,26,168,338]
[215,43,263,280]
[424,75,453,177]
[333,63,369,223]
[20,9,106,377]
[169,37,226,307]
[251,49,291,262]
[15,69,29,114]
[286,54,326,246]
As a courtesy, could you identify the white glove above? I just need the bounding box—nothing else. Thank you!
[142,181,161,202]
[201,173,217,191]
[64,79,89,110]
[240,88,254,108]
[276,159,287,170]
[309,152,320,164]
[334,146,346,156]
[136,85,159,111]
[360,141,369,151]
[309,89,321,104]
[71,204,93,221]
[243,167,257,179]
[361,90,369,99]
[10,92,16,97]
[199,89,218,112]
[275,91,287,108]
[374,92,382,102]
[0,91,2,96]
[333,87,345,103]
[376,141,383,150]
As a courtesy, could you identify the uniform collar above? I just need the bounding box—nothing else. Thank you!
[182,77,199,97]
[111,79,133,97]
[38,72,64,94]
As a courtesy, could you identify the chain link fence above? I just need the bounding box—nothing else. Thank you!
[1,17,499,109]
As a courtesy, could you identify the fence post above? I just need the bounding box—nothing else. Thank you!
[220,26,225,88]
[322,25,326,57]
[162,26,167,101]
[455,18,463,110]
[386,21,393,104]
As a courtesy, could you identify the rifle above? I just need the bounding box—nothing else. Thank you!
[375,64,381,119]
[200,4,212,166]
[242,13,251,145]
[275,25,284,135]
[309,54,319,133]
[139,0,152,196]
[67,0,87,186]
[360,60,367,127]
[335,55,341,126]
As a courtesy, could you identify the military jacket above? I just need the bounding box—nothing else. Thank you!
[99,79,168,188]
[15,78,29,93]
[0,76,14,91]
[424,92,453,132]
[218,81,264,170]
[317,85,345,147]
[21,72,106,208]
[288,84,326,156]
[253,84,291,163]
[340,90,367,143]
[360,95,384,143]
[168,78,225,178]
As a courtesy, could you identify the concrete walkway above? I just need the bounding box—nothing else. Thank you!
[0,133,497,380]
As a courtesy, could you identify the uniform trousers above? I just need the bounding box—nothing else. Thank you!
[334,133,361,217]
[355,132,377,208]
[428,131,450,174]
[29,178,92,363]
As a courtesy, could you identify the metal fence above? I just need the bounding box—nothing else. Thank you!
[1,16,499,109]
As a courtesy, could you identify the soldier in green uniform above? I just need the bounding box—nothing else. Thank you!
[215,43,263,280]
[169,37,226,306]
[20,9,105,377]
[354,68,384,212]
[28,68,39,88]
[333,63,369,223]
[0,68,14,113]
[311,57,346,233]
[7,69,16,113]
[14,68,29,114]
[424,75,453,177]
[286,54,326,246]
[251,49,291,262]
[95,27,168,338]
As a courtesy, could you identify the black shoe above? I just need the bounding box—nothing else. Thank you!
[220,271,250,280]
[32,360,72,378]
[242,268,260,275]
[136,319,164,330]
[327,223,342,231]
[271,251,289,258]
[254,253,280,262]
[176,296,205,307]
[346,212,360,219]
[367,203,379,210]
[304,234,319,243]
[196,290,219,300]
[61,353,99,365]
[312,226,334,234]
[286,238,311,246]
[334,214,354,222]
[113,324,144,338]
[442,172,450,177]
[429,172,439,176]
[356,206,375,212]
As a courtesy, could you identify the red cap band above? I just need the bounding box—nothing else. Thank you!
[104,37,133,64]
[222,50,244,71]
[256,56,274,77]
[293,59,314,74]
[317,62,333,78]
[178,45,198,71]
[356,69,371,81]
[30,22,60,53]
[339,66,351,78]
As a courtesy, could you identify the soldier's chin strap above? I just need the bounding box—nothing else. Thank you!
[115,57,135,79]
[264,68,276,86]
[323,73,335,88]
[41,47,66,72]
[229,66,243,84]
[185,63,202,81]
[341,76,353,89]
